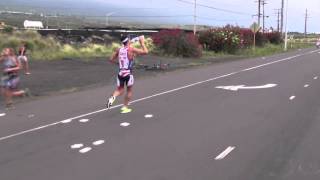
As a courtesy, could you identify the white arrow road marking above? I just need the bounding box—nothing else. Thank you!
[215,146,235,160]
[216,84,277,91]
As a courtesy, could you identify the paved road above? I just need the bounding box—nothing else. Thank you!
[1,48,320,180]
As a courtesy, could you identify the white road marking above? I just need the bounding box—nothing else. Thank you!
[304,84,310,88]
[0,113,6,117]
[144,114,154,118]
[0,50,319,142]
[216,84,277,91]
[71,144,84,149]
[79,147,92,154]
[215,146,235,160]
[93,140,105,146]
[290,96,296,100]
[120,122,130,127]
[61,119,72,124]
[314,76,318,80]
[28,114,35,118]
[79,119,90,123]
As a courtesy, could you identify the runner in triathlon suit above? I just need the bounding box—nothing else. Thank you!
[107,35,148,113]
[18,43,31,75]
[0,48,28,108]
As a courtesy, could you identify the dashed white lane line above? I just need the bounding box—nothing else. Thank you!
[28,114,35,118]
[79,119,90,123]
[215,146,236,160]
[314,76,318,80]
[61,119,72,124]
[92,140,105,146]
[0,50,319,142]
[79,147,92,154]
[71,144,84,149]
[304,84,309,88]
[120,122,130,127]
[144,114,154,118]
[0,113,6,117]
[290,96,296,100]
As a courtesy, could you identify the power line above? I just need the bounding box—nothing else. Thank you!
[177,0,252,16]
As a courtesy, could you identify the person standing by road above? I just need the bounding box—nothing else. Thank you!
[18,43,31,75]
[107,35,148,113]
[0,48,28,109]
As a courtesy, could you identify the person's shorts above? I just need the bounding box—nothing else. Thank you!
[117,74,134,88]
[1,75,20,90]
[18,56,28,63]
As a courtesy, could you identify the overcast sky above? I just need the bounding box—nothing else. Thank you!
[99,0,319,33]
[2,0,319,32]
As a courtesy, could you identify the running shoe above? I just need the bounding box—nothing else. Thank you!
[121,106,132,114]
[107,96,116,109]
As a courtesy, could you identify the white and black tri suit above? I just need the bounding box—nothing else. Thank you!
[117,46,134,88]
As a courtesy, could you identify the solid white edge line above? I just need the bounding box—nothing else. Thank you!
[215,146,236,160]
[0,50,319,142]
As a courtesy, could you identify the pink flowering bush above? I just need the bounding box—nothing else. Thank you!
[152,29,202,57]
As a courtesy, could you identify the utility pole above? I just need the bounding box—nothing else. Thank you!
[304,9,310,37]
[257,0,261,27]
[193,0,197,35]
[275,9,281,32]
[284,0,289,51]
[262,0,268,33]
[280,0,284,34]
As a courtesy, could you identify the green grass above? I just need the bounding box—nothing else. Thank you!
[239,43,314,57]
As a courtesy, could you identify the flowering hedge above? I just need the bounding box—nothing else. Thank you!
[199,25,241,53]
[152,29,202,57]
[199,25,283,53]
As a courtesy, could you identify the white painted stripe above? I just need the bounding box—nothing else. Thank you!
[71,144,84,149]
[215,146,235,160]
[79,147,92,153]
[79,119,90,123]
[144,114,154,118]
[0,50,319,142]
[314,76,318,80]
[120,122,130,127]
[290,96,296,100]
[0,113,6,117]
[304,84,309,88]
[61,119,72,124]
[92,140,105,146]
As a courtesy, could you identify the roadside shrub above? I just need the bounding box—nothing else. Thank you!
[152,29,202,57]
[199,25,240,53]
[239,28,254,48]
[3,26,14,34]
[265,32,282,44]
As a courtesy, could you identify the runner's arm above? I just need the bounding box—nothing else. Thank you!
[109,49,119,64]
[132,36,148,55]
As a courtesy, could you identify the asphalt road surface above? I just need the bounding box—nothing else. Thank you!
[1,48,320,180]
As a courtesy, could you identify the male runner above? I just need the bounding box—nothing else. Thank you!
[107,35,148,113]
